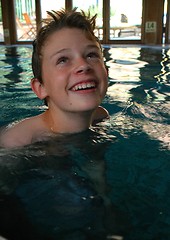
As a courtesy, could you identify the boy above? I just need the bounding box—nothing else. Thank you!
[0,8,109,148]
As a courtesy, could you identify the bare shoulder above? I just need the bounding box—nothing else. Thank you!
[0,115,46,148]
[92,106,109,125]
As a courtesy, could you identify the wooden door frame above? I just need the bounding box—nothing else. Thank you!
[102,0,142,44]
[165,0,170,44]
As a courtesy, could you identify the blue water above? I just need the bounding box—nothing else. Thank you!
[0,45,169,240]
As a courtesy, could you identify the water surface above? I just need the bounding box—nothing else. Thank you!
[0,45,169,240]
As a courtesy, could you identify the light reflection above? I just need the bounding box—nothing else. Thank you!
[143,121,170,150]
[107,235,123,240]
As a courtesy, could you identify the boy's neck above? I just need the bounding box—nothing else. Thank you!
[42,109,93,134]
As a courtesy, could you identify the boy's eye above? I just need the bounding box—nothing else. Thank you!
[57,57,68,65]
[87,52,100,59]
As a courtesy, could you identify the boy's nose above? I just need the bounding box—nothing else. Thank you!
[74,58,92,74]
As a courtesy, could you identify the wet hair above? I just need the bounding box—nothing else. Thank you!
[32,8,100,84]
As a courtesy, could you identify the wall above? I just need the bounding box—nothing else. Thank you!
[141,0,164,44]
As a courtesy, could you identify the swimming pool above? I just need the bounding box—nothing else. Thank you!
[0,45,169,240]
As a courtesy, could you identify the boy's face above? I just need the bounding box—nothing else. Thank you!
[40,28,108,114]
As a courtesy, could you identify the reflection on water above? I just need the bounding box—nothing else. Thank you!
[106,46,170,103]
[0,46,170,239]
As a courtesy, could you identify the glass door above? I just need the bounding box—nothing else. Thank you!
[14,0,66,42]
[72,0,103,40]
[0,1,4,43]
[15,0,36,41]
[109,0,142,40]
[40,0,65,19]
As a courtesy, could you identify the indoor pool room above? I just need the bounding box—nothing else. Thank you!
[0,0,170,239]
[0,44,169,240]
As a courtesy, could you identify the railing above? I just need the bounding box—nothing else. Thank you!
[95,25,141,40]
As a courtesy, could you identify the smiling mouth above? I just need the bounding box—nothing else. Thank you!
[71,81,96,91]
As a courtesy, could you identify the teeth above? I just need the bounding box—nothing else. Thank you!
[72,82,95,91]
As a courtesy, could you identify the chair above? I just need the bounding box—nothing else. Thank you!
[16,17,32,40]
[22,12,36,38]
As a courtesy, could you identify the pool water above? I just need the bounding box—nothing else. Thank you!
[0,45,169,240]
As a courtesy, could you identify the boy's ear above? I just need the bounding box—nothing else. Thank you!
[31,78,47,100]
